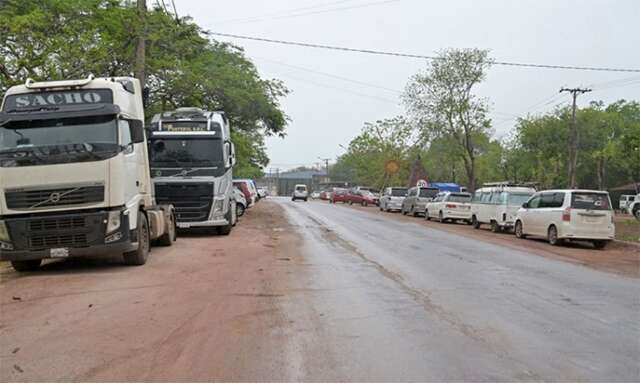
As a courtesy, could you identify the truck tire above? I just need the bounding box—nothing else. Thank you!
[123,212,150,266]
[11,259,41,272]
[217,202,234,236]
[593,240,609,250]
[157,211,176,246]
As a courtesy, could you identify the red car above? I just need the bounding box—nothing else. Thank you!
[346,189,377,206]
[233,181,252,207]
[330,188,349,203]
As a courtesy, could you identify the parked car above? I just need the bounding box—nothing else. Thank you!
[619,194,636,212]
[346,188,377,206]
[425,192,473,223]
[233,180,255,207]
[379,187,408,212]
[233,187,247,217]
[330,188,349,203]
[311,191,321,199]
[515,189,615,248]
[471,184,536,232]
[401,187,440,216]
[628,193,640,220]
[257,187,269,199]
[292,184,309,201]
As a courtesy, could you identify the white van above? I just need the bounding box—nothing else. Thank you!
[292,184,309,202]
[619,194,636,212]
[471,184,536,232]
[515,189,615,249]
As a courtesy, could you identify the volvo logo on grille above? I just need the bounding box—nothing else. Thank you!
[49,192,62,203]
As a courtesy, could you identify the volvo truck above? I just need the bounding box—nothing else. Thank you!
[0,76,176,272]
[149,108,236,234]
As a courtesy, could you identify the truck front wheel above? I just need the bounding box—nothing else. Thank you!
[217,202,235,236]
[123,212,150,266]
[11,259,41,272]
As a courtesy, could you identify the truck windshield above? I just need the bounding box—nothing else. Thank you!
[150,137,224,169]
[0,115,118,167]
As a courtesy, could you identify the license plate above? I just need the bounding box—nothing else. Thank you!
[585,217,599,223]
[50,248,69,258]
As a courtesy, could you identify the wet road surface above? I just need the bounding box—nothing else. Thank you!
[1,198,638,382]
[277,198,640,382]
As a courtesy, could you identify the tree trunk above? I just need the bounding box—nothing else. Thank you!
[134,0,146,86]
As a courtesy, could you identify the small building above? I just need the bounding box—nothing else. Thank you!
[259,170,329,196]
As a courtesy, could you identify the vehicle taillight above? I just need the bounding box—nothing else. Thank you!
[446,204,456,209]
[562,208,571,222]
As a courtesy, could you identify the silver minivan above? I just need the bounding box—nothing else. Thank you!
[379,187,408,212]
[401,187,440,216]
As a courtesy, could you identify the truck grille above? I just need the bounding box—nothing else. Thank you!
[29,234,88,249]
[155,182,214,223]
[6,185,104,209]
[29,217,86,232]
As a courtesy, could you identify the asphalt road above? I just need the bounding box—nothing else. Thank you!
[277,198,640,382]
[1,198,638,382]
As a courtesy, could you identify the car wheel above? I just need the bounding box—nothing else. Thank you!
[593,240,609,250]
[123,212,150,266]
[11,259,41,272]
[515,220,526,239]
[547,225,562,246]
[236,203,245,217]
[472,216,480,229]
[412,206,419,217]
[304,198,308,202]
[634,207,640,220]
[349,200,353,205]
[438,211,445,223]
[425,210,430,221]
[490,221,501,233]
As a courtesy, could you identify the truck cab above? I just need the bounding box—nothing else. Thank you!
[0,76,176,271]
[149,108,236,234]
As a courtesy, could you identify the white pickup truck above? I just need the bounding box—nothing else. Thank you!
[628,193,640,220]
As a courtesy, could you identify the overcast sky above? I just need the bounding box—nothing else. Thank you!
[177,0,640,171]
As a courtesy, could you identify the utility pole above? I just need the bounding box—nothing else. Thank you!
[318,157,330,181]
[134,0,147,86]
[560,87,591,189]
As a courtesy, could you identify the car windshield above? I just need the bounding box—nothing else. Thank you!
[507,193,533,206]
[391,188,407,196]
[447,193,472,203]
[296,186,306,191]
[571,192,611,210]
[0,115,119,167]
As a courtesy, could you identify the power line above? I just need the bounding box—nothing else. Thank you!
[214,0,362,25]
[253,56,402,94]
[208,32,640,73]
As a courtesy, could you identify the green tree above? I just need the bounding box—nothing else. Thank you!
[0,0,289,175]
[403,48,493,191]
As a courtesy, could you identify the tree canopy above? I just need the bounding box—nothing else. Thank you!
[0,0,289,177]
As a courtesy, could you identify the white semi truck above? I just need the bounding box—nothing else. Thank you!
[0,76,176,271]
[149,108,236,234]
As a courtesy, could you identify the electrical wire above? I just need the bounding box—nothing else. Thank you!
[214,0,360,25]
[208,32,640,73]
[252,56,402,94]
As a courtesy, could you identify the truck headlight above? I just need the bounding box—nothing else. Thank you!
[213,199,224,214]
[0,220,9,242]
[106,210,121,234]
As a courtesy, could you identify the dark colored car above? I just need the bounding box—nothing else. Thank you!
[330,188,349,203]
[233,181,252,207]
[346,189,377,206]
